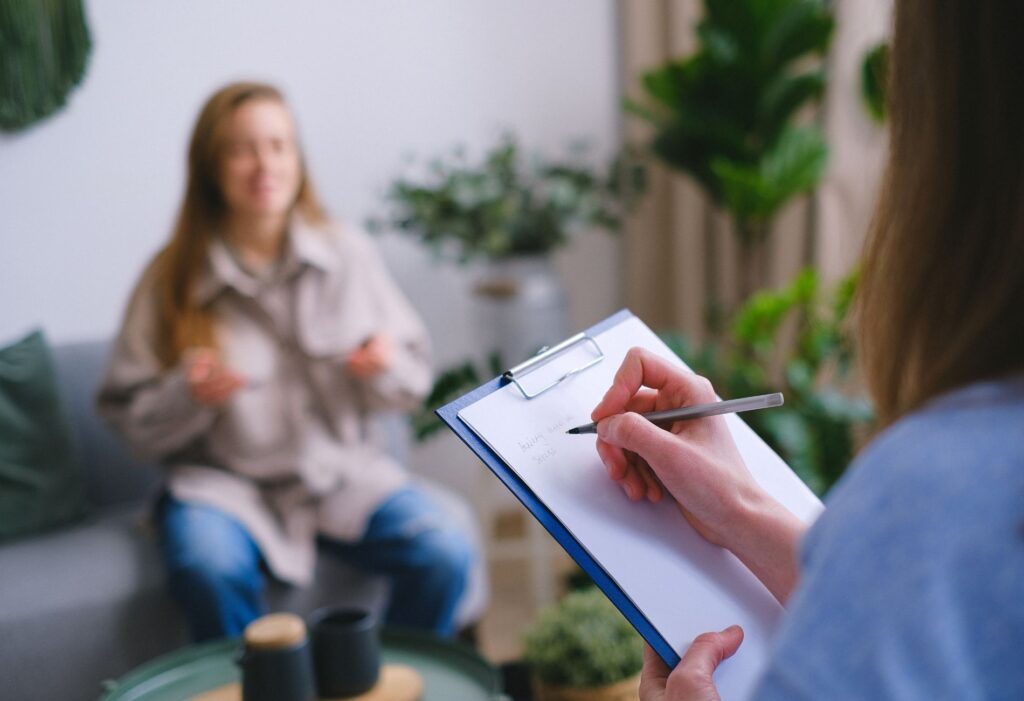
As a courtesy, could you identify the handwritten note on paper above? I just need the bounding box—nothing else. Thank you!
[458,315,822,701]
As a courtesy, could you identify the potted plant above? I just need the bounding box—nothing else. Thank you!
[625,0,834,303]
[371,134,642,366]
[372,134,639,261]
[522,588,643,701]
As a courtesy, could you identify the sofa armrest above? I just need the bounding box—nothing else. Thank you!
[52,341,163,509]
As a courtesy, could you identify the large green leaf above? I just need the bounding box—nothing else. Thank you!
[697,25,741,66]
[758,71,826,137]
[861,41,889,123]
[713,126,827,222]
[640,59,692,111]
[761,126,828,203]
[709,157,775,222]
[652,125,740,203]
[731,272,806,346]
[760,1,834,70]
[702,0,764,56]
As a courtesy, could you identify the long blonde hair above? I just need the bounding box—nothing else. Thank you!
[858,1,1024,426]
[150,81,326,368]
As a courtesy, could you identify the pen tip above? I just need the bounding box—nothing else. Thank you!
[566,428,579,435]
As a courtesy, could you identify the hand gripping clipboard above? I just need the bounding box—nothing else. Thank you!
[435,309,682,665]
[436,309,823,694]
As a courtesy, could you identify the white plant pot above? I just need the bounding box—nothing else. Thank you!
[471,255,570,369]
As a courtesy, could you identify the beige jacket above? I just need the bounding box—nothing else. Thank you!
[97,217,432,585]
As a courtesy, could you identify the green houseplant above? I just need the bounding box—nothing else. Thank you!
[522,588,643,701]
[375,135,643,431]
[622,0,865,492]
[662,268,873,495]
[370,134,642,262]
[626,0,834,300]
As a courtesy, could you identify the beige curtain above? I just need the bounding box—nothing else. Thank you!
[619,0,891,339]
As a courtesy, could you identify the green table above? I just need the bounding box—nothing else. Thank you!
[98,629,504,701]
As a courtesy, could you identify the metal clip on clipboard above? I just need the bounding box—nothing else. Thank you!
[502,332,604,399]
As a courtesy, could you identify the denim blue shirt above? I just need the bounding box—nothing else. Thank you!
[753,375,1024,700]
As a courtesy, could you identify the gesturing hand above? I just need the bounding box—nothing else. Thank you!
[345,334,394,378]
[640,627,744,701]
[185,348,246,407]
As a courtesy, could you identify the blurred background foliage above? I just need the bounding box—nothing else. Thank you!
[625,0,834,297]
[661,268,873,495]
[861,41,889,123]
[370,135,644,262]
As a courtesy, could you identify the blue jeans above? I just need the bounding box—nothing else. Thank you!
[157,487,473,642]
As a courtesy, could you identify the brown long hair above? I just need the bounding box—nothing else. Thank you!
[150,82,326,368]
[858,1,1024,426]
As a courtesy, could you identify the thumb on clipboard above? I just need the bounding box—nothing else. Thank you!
[640,627,745,701]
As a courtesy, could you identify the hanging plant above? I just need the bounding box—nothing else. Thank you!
[0,0,92,131]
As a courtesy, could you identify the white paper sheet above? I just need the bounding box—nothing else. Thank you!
[458,315,823,700]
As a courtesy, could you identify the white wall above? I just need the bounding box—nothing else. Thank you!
[0,0,622,368]
[0,0,622,507]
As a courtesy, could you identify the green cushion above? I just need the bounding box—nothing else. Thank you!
[0,329,86,541]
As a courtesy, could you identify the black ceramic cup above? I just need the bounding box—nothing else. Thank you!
[238,613,317,701]
[309,606,381,698]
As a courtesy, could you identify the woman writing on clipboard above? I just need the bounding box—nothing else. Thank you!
[594,2,1024,699]
[98,82,472,641]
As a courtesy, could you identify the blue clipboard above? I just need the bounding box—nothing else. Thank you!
[435,309,681,667]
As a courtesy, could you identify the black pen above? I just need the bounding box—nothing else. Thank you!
[566,392,784,435]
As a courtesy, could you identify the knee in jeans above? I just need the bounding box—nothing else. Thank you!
[169,547,259,590]
[417,529,473,583]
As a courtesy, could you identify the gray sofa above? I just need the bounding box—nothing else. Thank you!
[0,341,486,701]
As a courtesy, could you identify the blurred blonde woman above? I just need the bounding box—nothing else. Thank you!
[99,82,472,641]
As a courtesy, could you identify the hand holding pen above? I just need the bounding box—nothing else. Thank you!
[590,346,808,611]
[587,347,779,549]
